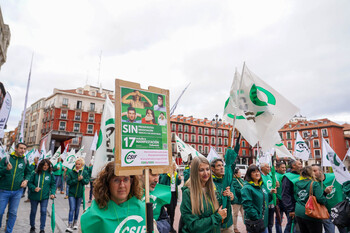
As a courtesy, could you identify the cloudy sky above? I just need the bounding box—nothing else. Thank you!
[0,0,349,130]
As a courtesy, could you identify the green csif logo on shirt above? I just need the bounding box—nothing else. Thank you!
[115,215,146,233]
[298,190,308,200]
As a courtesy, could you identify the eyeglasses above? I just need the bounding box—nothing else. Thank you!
[113,177,133,185]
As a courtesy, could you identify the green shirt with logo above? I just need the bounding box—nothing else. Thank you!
[0,152,31,191]
[67,168,90,198]
[320,173,344,212]
[261,173,274,205]
[28,170,56,201]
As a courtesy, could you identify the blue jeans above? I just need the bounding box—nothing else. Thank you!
[68,197,82,224]
[30,199,49,230]
[322,218,348,233]
[55,175,63,191]
[0,188,23,233]
[89,181,93,200]
[66,181,69,195]
[249,227,268,233]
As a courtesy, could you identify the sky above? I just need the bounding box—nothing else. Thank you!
[0,0,349,131]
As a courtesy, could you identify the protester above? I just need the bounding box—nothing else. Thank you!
[281,159,302,233]
[232,168,244,233]
[24,156,39,202]
[275,161,287,233]
[141,169,171,233]
[159,162,182,233]
[87,162,94,203]
[80,161,145,232]
[28,159,56,233]
[241,164,276,233]
[63,166,70,199]
[53,157,64,194]
[0,143,31,233]
[211,158,235,233]
[260,163,275,233]
[65,158,89,232]
[180,156,227,233]
[294,166,327,233]
[311,164,345,233]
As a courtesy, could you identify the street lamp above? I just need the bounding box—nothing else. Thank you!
[212,114,222,151]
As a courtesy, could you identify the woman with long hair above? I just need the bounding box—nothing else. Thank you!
[65,158,89,232]
[80,161,145,233]
[180,156,227,233]
[53,157,64,194]
[142,109,157,125]
[241,164,276,233]
[28,159,56,233]
[294,166,327,233]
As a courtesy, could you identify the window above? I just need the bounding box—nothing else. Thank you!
[171,133,175,141]
[73,123,80,132]
[198,145,203,153]
[211,129,215,136]
[204,146,209,154]
[178,125,183,132]
[90,103,95,111]
[191,145,196,150]
[346,141,349,149]
[217,147,222,153]
[313,139,320,148]
[172,143,176,153]
[312,130,318,137]
[184,125,189,132]
[322,129,328,137]
[191,135,196,143]
[88,113,94,122]
[286,132,291,140]
[325,139,329,144]
[171,124,176,131]
[62,98,68,106]
[211,137,215,145]
[218,130,222,136]
[305,141,310,148]
[224,138,228,146]
[279,132,283,140]
[198,136,203,143]
[60,110,67,119]
[191,126,196,133]
[76,101,82,110]
[242,141,246,147]
[303,131,309,138]
[294,132,297,139]
[204,128,209,135]
[75,112,81,121]
[178,133,183,140]
[72,137,79,145]
[184,134,189,142]
[204,136,209,144]
[314,149,321,158]
[242,150,246,156]
[198,127,203,134]
[224,130,228,137]
[87,124,94,134]
[59,122,66,131]
[287,141,292,149]
[218,138,222,145]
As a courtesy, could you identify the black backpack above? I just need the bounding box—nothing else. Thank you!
[330,200,350,228]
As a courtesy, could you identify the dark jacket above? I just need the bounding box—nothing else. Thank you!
[281,171,300,213]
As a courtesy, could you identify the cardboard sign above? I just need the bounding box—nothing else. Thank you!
[115,79,172,176]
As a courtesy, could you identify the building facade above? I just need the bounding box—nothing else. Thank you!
[0,7,10,69]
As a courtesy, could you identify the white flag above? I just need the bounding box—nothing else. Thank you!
[60,144,69,160]
[40,142,47,159]
[224,64,299,149]
[62,149,77,170]
[75,146,85,158]
[257,150,272,167]
[0,144,7,159]
[91,96,115,178]
[207,146,221,164]
[322,138,350,184]
[175,135,203,162]
[345,147,350,159]
[273,142,294,159]
[0,92,12,137]
[322,138,332,167]
[294,131,310,161]
[9,143,15,154]
[90,131,98,151]
[50,146,62,166]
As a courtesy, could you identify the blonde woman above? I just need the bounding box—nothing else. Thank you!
[65,158,89,232]
[180,156,227,233]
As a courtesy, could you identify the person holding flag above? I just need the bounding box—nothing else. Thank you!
[311,164,346,233]
[28,159,56,233]
[159,162,182,233]
[210,158,235,232]
[0,143,31,233]
[53,158,64,195]
[65,158,89,232]
[180,156,227,233]
[281,160,302,233]
[80,161,146,233]
[232,168,244,233]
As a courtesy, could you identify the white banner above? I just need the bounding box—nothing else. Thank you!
[294,131,310,161]
[90,131,98,151]
[62,149,77,170]
[207,146,221,164]
[50,146,62,166]
[175,135,202,162]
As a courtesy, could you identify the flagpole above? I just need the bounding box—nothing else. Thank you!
[170,83,191,116]
[19,53,34,143]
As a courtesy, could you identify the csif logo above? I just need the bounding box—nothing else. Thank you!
[327,187,336,199]
[115,215,146,233]
[124,151,137,164]
[18,163,24,169]
[298,190,308,200]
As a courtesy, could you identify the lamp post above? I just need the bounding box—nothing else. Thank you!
[212,114,222,152]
